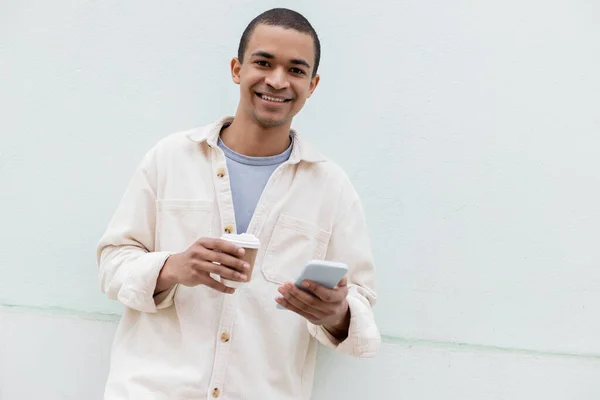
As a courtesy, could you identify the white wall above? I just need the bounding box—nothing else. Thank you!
[1,0,599,399]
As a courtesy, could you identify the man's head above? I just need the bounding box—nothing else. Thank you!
[231,8,321,128]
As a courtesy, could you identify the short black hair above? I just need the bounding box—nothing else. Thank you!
[237,8,321,77]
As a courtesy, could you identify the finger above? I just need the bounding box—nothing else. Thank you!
[337,276,348,288]
[275,297,318,322]
[201,276,236,294]
[279,284,327,319]
[203,248,249,273]
[302,280,348,303]
[281,283,329,315]
[200,238,246,257]
[198,261,247,282]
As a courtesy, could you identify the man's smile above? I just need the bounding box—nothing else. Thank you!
[255,92,293,103]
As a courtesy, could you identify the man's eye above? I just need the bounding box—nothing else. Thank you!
[290,68,305,75]
[255,60,270,67]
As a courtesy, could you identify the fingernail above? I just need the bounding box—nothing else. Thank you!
[302,281,310,289]
[240,274,248,281]
[238,248,245,255]
[278,287,285,294]
[243,263,250,270]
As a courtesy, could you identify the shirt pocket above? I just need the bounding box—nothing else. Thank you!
[155,199,213,252]
[261,214,332,284]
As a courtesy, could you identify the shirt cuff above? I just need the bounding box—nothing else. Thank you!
[153,284,179,310]
[116,251,174,313]
[307,293,381,357]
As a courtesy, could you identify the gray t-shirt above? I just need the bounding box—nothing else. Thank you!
[217,137,293,233]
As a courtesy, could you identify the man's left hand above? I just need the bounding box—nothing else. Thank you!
[276,277,350,335]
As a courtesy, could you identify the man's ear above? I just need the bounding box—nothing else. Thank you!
[307,74,320,98]
[231,58,242,85]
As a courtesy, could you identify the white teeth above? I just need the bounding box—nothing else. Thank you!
[261,95,286,103]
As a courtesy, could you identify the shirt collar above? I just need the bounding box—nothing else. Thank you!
[186,116,326,164]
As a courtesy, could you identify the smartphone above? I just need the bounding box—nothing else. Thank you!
[276,260,348,309]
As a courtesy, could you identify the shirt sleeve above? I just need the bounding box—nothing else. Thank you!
[96,153,177,313]
[306,194,381,357]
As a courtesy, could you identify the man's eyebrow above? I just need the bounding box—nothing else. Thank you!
[290,58,311,69]
[251,51,275,59]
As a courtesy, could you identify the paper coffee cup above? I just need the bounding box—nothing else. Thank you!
[220,233,261,289]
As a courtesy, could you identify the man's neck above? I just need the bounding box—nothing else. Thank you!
[220,114,292,157]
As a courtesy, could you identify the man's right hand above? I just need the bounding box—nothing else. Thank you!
[155,238,249,295]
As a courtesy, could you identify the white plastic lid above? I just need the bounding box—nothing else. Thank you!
[221,233,261,248]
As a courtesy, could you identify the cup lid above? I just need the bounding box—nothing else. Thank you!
[221,233,261,248]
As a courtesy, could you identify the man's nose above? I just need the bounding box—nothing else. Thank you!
[265,68,290,90]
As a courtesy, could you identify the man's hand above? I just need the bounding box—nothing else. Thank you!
[276,277,351,338]
[155,238,250,295]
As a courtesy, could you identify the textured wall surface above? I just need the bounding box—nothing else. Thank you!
[1,0,599,398]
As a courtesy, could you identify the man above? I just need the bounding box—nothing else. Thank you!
[97,8,380,400]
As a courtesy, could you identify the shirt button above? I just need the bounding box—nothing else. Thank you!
[216,168,226,178]
[224,225,233,234]
[221,332,230,343]
[212,388,221,398]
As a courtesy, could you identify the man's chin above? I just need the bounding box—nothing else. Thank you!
[252,113,289,128]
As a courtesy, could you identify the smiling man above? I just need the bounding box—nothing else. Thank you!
[97,8,380,400]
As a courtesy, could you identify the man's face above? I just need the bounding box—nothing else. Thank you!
[231,24,320,128]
